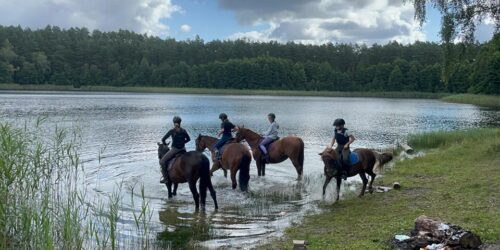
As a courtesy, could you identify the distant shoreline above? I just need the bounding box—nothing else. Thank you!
[0,83,448,99]
[1,83,499,108]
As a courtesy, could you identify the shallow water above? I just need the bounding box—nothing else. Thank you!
[1,91,498,249]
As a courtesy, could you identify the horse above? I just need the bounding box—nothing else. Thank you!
[319,147,393,202]
[157,142,218,210]
[235,127,304,180]
[195,135,252,191]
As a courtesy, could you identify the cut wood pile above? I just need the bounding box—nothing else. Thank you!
[392,215,483,250]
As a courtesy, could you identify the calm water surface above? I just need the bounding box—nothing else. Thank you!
[1,91,498,249]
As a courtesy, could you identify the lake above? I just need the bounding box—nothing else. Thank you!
[1,91,498,249]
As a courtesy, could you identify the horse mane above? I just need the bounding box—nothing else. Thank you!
[373,151,393,172]
[320,147,338,161]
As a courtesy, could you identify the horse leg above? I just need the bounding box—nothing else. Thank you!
[199,179,207,211]
[262,163,266,176]
[223,168,228,178]
[335,177,342,202]
[322,175,333,198]
[368,172,376,194]
[166,180,173,198]
[291,158,303,180]
[188,180,200,210]
[173,183,178,196]
[209,163,219,176]
[230,168,237,190]
[256,161,263,176]
[359,172,368,197]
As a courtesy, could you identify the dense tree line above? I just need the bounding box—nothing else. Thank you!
[0,25,498,93]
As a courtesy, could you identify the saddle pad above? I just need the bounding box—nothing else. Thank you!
[349,151,360,165]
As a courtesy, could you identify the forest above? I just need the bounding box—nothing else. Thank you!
[0,25,498,94]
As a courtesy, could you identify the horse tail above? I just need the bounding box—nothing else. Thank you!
[199,154,211,201]
[374,151,393,172]
[238,153,251,192]
[298,138,305,174]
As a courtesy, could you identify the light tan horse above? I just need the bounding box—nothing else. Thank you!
[235,127,304,180]
[195,135,252,191]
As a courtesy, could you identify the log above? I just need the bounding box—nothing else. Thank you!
[393,216,482,249]
[398,141,414,154]
[414,216,482,249]
[293,240,306,250]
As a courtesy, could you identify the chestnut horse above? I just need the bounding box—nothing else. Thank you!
[235,127,304,180]
[319,147,393,201]
[195,135,252,191]
[157,143,218,210]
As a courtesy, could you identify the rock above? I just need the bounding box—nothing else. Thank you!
[393,182,401,190]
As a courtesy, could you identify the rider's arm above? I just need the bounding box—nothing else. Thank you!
[184,130,191,143]
[329,137,336,148]
[217,128,224,137]
[162,130,172,145]
[345,135,355,148]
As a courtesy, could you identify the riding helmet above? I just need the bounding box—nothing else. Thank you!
[219,113,228,120]
[268,113,276,120]
[333,118,345,126]
[173,116,182,124]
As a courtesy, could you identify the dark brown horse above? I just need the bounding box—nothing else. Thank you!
[235,127,304,180]
[157,142,218,210]
[195,135,252,191]
[319,147,393,202]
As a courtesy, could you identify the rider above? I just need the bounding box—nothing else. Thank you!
[329,118,355,180]
[260,113,279,162]
[159,116,191,183]
[214,113,235,160]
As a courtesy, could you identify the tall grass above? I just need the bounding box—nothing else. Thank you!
[0,119,156,249]
[441,94,500,108]
[407,128,499,150]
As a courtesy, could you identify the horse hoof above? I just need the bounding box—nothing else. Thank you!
[168,195,173,199]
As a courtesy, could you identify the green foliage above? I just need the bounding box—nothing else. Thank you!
[442,94,500,108]
[0,25,498,93]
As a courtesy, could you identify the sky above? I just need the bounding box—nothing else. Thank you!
[0,0,495,44]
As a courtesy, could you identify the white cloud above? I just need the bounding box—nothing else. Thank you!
[220,0,426,44]
[0,0,182,36]
[180,24,191,33]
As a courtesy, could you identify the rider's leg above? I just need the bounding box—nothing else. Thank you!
[159,147,181,183]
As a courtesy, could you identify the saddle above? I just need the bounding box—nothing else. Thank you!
[218,139,236,156]
[166,150,186,172]
[340,150,360,169]
[258,137,279,153]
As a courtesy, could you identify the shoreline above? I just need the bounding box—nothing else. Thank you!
[0,83,447,99]
[1,83,498,108]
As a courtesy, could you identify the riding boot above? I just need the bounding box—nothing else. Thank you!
[215,149,221,160]
[264,154,270,163]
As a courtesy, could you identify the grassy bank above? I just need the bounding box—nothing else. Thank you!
[441,94,500,109]
[0,83,448,99]
[268,128,500,249]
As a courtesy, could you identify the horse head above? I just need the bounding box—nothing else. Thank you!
[157,141,170,159]
[195,134,206,152]
[234,125,245,142]
[319,147,341,177]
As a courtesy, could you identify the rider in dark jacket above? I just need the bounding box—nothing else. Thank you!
[329,118,355,180]
[214,113,235,159]
[160,116,191,183]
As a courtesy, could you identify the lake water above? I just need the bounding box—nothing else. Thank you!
[1,91,498,249]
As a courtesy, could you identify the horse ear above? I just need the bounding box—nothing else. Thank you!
[318,152,323,156]
[157,142,161,146]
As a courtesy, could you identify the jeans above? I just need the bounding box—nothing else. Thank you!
[159,147,185,178]
[259,137,275,155]
[214,136,232,151]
